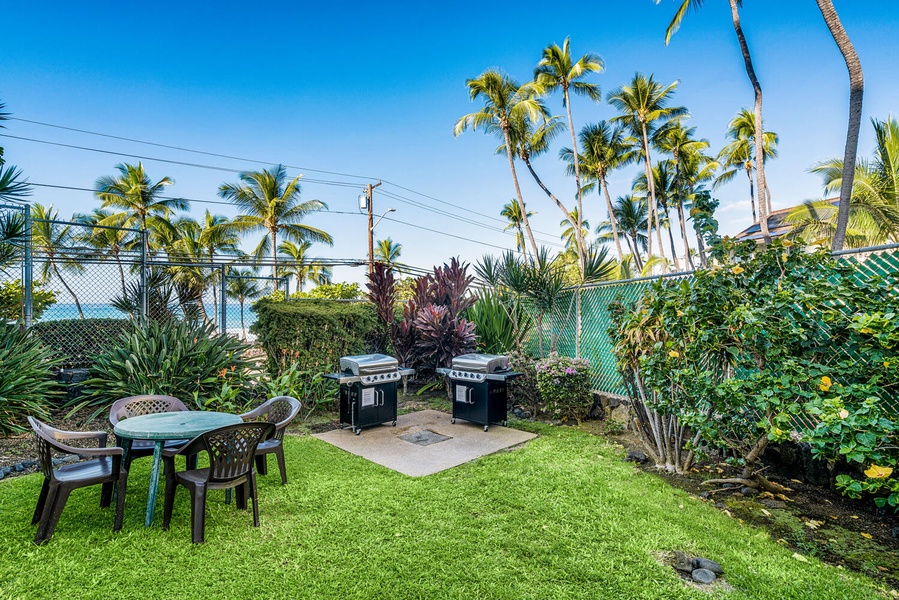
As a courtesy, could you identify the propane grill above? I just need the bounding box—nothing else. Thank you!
[325,354,414,434]
[437,353,521,431]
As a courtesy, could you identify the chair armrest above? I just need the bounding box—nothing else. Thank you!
[55,430,109,448]
[238,406,264,421]
[161,434,206,459]
[76,446,123,457]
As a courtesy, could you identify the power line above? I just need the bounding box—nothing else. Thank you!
[380,215,521,253]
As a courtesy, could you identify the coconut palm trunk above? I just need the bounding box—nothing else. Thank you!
[641,124,665,262]
[745,165,757,223]
[502,127,539,259]
[239,298,246,339]
[662,204,681,270]
[601,178,625,262]
[522,157,586,258]
[51,261,84,319]
[675,201,694,270]
[629,234,644,271]
[728,0,770,240]
[815,0,864,252]
[563,88,586,243]
[270,228,279,288]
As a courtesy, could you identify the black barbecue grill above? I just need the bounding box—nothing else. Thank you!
[325,354,414,435]
[437,353,521,431]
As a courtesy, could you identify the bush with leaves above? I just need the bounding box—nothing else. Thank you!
[32,318,129,369]
[464,289,532,355]
[0,279,56,322]
[71,319,255,419]
[293,282,361,300]
[0,323,63,433]
[535,353,592,423]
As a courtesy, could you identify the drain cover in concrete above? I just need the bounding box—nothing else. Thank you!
[313,410,537,476]
[400,428,451,446]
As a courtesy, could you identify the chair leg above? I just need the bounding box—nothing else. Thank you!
[190,485,207,544]
[100,482,113,508]
[250,471,260,528]
[162,473,177,530]
[114,473,127,533]
[235,483,247,510]
[275,445,287,485]
[34,484,59,544]
[255,454,268,476]
[32,478,50,525]
[186,453,198,470]
[41,486,72,543]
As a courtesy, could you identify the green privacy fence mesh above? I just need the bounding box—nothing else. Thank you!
[521,245,899,397]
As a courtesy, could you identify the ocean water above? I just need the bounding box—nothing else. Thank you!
[37,303,259,328]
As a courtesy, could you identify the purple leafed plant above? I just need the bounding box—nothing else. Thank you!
[414,304,476,370]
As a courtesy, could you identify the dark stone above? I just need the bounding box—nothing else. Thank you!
[0,471,4,481]
[673,551,693,574]
[691,568,717,584]
[763,442,831,486]
[58,368,92,402]
[760,499,787,509]
[625,450,648,464]
[699,491,711,499]
[22,460,36,468]
[52,458,64,466]
[714,502,726,509]
[511,405,532,419]
[1,466,11,475]
[692,557,724,575]
[13,463,25,472]
[892,527,899,539]
[740,486,759,497]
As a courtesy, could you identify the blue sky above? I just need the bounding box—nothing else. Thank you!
[2,0,897,284]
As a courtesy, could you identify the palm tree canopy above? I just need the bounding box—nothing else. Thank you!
[374,237,402,264]
[453,70,548,141]
[502,115,567,160]
[95,162,185,234]
[714,108,778,188]
[597,195,649,251]
[561,121,639,184]
[226,268,265,302]
[607,73,688,137]
[533,37,604,104]
[560,209,589,249]
[278,239,332,289]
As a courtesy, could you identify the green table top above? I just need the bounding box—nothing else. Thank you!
[113,411,243,440]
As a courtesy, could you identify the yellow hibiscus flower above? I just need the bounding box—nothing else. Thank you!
[864,465,893,479]
[731,266,745,275]
[668,350,680,359]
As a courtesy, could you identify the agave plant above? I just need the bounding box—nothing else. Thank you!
[0,323,62,434]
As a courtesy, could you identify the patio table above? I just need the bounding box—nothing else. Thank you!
[114,411,243,527]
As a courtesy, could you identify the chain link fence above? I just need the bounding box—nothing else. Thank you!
[0,202,29,324]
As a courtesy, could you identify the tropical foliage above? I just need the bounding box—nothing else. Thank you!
[0,322,62,434]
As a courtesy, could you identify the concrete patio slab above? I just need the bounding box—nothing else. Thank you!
[313,409,537,477]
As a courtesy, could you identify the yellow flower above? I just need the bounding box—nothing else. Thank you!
[859,327,873,334]
[781,239,794,248]
[689,207,700,217]
[864,465,893,479]
[668,350,680,358]
[819,375,832,392]
[731,266,745,275]
[676,309,685,317]
[838,409,849,419]
[781,252,789,262]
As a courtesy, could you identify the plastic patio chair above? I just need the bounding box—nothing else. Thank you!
[27,416,128,545]
[161,422,275,543]
[239,396,302,485]
[109,395,190,470]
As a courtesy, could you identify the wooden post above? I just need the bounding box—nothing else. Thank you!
[366,181,382,277]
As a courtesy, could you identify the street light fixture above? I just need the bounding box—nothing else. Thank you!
[371,208,396,231]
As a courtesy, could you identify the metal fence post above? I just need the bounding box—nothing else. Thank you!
[23,204,33,328]
[283,275,289,300]
[575,287,581,360]
[220,264,227,335]
[140,229,148,324]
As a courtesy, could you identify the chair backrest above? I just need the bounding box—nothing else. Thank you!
[28,417,71,480]
[109,395,188,426]
[249,396,301,441]
[203,422,275,484]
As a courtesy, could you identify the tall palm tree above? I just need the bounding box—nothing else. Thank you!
[500,201,534,253]
[597,195,649,272]
[197,210,242,320]
[455,70,547,258]
[31,203,85,319]
[562,121,638,263]
[505,114,586,261]
[74,208,133,296]
[559,209,589,250]
[814,0,864,252]
[634,161,680,270]
[226,268,264,340]
[714,109,778,223]
[278,240,332,293]
[374,237,402,269]
[94,163,186,244]
[608,73,687,261]
[0,210,27,274]
[0,100,31,203]
[663,0,771,239]
[534,37,604,240]
[163,217,214,323]
[219,165,333,286]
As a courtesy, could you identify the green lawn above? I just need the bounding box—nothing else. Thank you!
[0,423,887,599]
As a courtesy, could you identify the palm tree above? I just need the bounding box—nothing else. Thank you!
[219,165,333,286]
[560,209,589,250]
[562,121,638,263]
[74,208,133,297]
[814,0,864,252]
[94,163,186,245]
[374,237,403,269]
[663,0,771,239]
[278,240,332,293]
[226,268,264,340]
[455,70,547,258]
[608,73,687,261]
[197,210,242,321]
[597,195,649,272]
[163,217,214,323]
[786,116,899,248]
[534,37,604,241]
[0,210,27,274]
[31,203,85,319]
[714,109,778,223]
[500,201,534,253]
[634,161,680,270]
[505,114,586,261]
[0,100,31,204]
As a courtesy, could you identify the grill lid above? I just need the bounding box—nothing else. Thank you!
[340,353,398,376]
[451,353,509,374]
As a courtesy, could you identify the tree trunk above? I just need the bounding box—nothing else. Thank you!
[630,234,644,272]
[693,221,707,268]
[600,177,626,263]
[51,261,84,319]
[662,204,681,270]
[502,126,539,259]
[564,87,586,262]
[729,0,770,241]
[239,298,246,339]
[641,123,666,263]
[270,229,279,290]
[816,0,864,252]
[522,156,587,261]
[209,252,218,326]
[746,166,757,223]
[676,200,694,270]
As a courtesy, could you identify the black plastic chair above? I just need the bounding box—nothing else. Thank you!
[239,396,302,484]
[28,416,128,545]
[161,422,275,543]
[109,395,190,470]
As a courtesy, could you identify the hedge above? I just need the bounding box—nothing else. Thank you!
[32,318,131,369]
[251,299,383,375]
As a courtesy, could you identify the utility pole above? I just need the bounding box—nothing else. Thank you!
[364,181,382,277]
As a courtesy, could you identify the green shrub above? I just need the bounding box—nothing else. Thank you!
[71,319,256,419]
[293,282,362,300]
[0,279,56,321]
[252,299,381,376]
[0,322,62,434]
[535,353,592,424]
[465,290,532,355]
[32,318,130,369]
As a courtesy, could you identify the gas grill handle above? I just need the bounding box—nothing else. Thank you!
[376,389,384,406]
[466,387,474,404]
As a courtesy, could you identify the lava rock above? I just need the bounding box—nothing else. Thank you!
[52,458,64,466]
[692,557,724,575]
[511,405,532,419]
[22,460,36,468]
[1,466,11,475]
[740,486,759,497]
[892,527,899,539]
[0,471,4,481]
[691,568,717,584]
[699,491,711,499]
[673,551,694,574]
[714,502,726,509]
[625,450,648,463]
[13,463,25,472]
